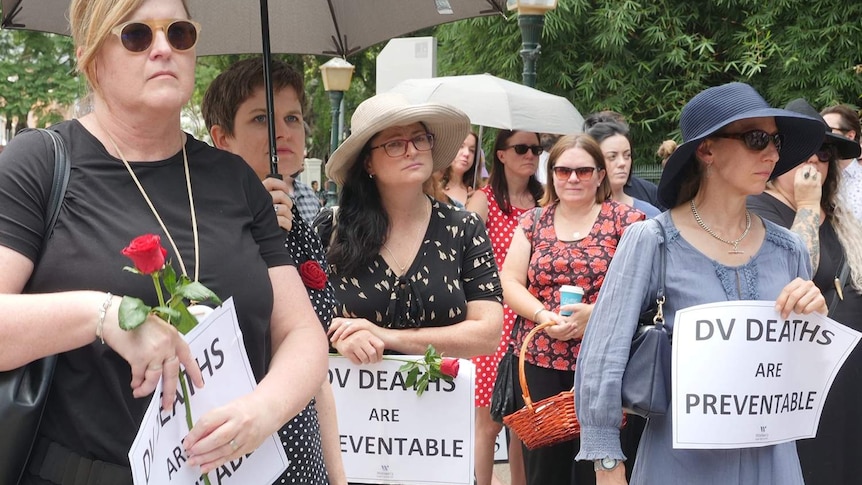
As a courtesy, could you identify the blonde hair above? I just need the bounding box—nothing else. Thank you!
[832,203,862,294]
[656,139,678,160]
[70,0,190,93]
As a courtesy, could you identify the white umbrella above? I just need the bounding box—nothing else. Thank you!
[386,73,584,135]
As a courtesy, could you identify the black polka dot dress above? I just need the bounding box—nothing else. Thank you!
[273,206,334,485]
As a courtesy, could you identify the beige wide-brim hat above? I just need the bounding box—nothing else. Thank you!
[325,92,471,186]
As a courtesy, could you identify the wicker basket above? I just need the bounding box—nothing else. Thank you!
[502,320,580,449]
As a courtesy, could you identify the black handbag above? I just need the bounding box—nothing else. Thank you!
[621,219,671,419]
[0,128,69,484]
[489,324,520,423]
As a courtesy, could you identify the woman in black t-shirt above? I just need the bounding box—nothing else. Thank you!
[0,1,328,483]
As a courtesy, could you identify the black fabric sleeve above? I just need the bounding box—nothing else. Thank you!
[0,129,56,262]
[460,210,503,303]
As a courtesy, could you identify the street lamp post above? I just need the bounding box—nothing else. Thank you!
[320,57,355,207]
[507,0,558,88]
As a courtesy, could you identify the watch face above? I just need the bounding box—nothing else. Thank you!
[601,457,618,469]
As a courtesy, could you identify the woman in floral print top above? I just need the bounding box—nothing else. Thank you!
[500,134,644,485]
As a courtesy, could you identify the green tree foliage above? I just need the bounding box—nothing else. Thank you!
[0,29,84,136]
[435,0,862,170]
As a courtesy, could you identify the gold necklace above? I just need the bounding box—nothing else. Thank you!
[382,200,429,276]
[106,132,200,281]
[690,199,751,255]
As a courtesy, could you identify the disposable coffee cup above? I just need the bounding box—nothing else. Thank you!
[559,285,584,316]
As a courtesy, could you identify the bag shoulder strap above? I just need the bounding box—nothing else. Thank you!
[23,128,70,246]
[650,218,669,331]
[653,218,668,302]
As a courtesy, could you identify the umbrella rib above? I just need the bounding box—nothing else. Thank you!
[326,0,349,58]
[2,0,25,28]
[481,0,508,16]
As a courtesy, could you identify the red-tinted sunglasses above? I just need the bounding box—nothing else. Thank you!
[553,166,597,181]
[110,19,201,53]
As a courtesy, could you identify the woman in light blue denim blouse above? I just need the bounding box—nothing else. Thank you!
[574,82,829,485]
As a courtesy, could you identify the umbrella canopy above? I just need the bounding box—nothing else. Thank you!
[1,0,507,57]
[386,73,584,135]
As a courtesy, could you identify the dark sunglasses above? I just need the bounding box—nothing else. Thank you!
[552,166,597,181]
[506,144,544,156]
[110,19,201,53]
[713,130,783,152]
[815,144,835,163]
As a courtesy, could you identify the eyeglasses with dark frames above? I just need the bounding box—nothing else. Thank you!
[369,133,435,157]
[110,19,201,53]
[713,130,783,152]
[505,144,544,156]
[552,166,597,181]
[814,144,836,163]
[828,126,851,135]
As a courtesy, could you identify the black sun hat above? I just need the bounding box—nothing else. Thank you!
[784,98,862,160]
[658,82,825,208]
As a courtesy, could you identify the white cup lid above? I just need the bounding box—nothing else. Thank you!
[560,285,584,293]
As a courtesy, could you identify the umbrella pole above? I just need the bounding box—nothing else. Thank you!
[472,125,484,189]
[259,0,281,178]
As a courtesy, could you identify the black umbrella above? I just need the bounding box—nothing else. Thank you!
[2,0,507,174]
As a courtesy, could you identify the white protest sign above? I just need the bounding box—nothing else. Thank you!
[129,298,289,485]
[329,355,475,484]
[672,300,860,449]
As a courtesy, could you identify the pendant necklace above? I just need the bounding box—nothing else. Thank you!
[690,199,751,255]
[383,201,429,276]
[106,131,200,281]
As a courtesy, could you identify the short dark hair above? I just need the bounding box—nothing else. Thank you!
[820,104,861,143]
[202,57,305,136]
[583,110,629,131]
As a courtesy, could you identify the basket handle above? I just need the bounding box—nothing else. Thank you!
[517,320,558,412]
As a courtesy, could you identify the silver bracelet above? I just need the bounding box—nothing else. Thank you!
[532,307,545,322]
[96,292,113,344]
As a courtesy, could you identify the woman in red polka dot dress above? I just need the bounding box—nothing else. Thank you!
[466,129,544,485]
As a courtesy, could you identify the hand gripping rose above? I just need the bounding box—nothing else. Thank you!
[119,234,222,485]
[381,345,460,396]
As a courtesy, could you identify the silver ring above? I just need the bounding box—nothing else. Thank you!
[343,320,351,326]
[229,439,238,451]
[274,204,279,214]
[147,363,163,371]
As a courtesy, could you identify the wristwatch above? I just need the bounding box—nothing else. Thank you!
[594,457,623,472]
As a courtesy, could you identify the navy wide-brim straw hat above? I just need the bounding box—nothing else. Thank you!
[658,82,826,208]
[784,98,862,160]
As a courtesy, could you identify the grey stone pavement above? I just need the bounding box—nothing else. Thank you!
[493,462,511,485]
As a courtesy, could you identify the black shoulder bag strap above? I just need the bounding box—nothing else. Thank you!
[653,218,668,322]
[40,129,71,244]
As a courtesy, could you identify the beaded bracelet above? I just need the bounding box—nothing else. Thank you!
[96,292,113,344]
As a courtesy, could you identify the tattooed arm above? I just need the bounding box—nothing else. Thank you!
[789,166,823,271]
[791,206,821,271]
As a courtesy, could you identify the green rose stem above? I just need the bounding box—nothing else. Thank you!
[150,272,212,485]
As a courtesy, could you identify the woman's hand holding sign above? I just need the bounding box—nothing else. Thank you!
[775,277,827,319]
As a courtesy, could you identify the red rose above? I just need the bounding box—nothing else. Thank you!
[440,358,460,379]
[121,234,167,275]
[299,260,327,290]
